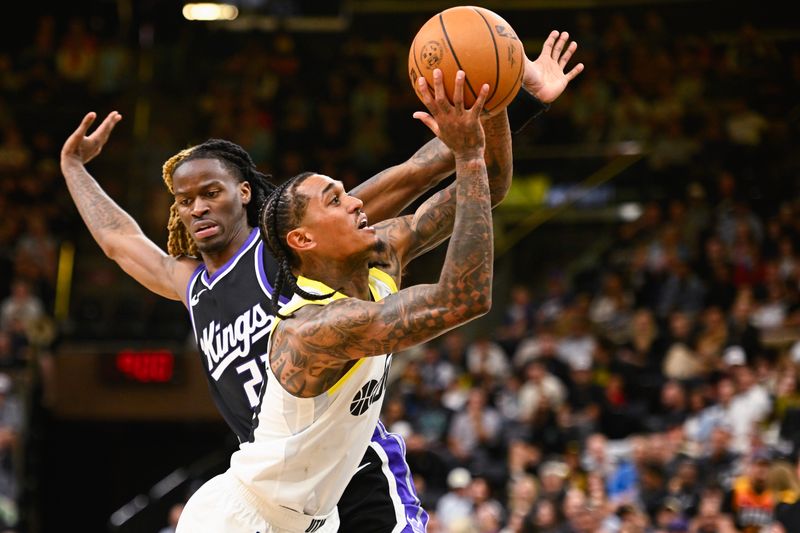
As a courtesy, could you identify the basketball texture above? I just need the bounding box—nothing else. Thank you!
[408,6,525,116]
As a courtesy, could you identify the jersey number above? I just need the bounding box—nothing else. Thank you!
[235,354,268,408]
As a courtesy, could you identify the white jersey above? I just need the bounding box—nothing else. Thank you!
[229,268,398,518]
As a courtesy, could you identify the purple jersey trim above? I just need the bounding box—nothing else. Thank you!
[186,263,205,344]
[201,227,260,287]
[373,420,429,532]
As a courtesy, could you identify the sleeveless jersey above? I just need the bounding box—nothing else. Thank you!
[229,268,399,517]
[186,228,288,442]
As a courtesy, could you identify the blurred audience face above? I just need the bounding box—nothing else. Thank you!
[709,426,732,455]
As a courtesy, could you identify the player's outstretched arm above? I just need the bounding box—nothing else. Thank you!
[522,30,584,104]
[60,112,197,303]
[271,72,494,397]
[352,30,583,224]
[351,111,510,224]
[372,71,510,272]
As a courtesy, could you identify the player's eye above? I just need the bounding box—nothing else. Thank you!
[331,195,340,205]
[178,197,191,206]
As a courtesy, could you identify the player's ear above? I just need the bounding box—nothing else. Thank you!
[286,227,316,253]
[239,181,252,205]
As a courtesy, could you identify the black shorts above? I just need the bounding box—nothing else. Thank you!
[337,423,428,532]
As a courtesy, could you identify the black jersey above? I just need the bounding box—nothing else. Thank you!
[186,227,286,442]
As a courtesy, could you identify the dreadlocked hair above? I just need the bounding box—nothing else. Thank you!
[162,139,276,257]
[259,172,336,319]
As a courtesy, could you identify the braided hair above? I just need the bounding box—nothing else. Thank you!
[162,139,275,257]
[259,172,336,318]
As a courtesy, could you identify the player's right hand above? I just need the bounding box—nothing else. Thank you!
[412,69,488,161]
[60,111,122,167]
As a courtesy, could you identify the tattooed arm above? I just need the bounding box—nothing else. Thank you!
[60,111,198,303]
[271,71,494,398]
[349,137,453,223]
[374,107,510,275]
[351,112,511,225]
[351,30,584,225]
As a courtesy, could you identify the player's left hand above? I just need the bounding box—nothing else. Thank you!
[61,111,122,167]
[522,30,584,104]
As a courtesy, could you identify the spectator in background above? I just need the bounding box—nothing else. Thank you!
[727,354,772,454]
[656,256,707,320]
[694,306,730,373]
[727,293,763,361]
[535,272,571,325]
[466,334,510,384]
[689,484,737,533]
[0,279,43,332]
[648,380,689,433]
[497,284,535,355]
[565,355,604,439]
[724,451,776,533]
[682,384,717,450]
[419,342,457,395]
[518,359,567,426]
[606,435,647,507]
[0,126,31,175]
[440,331,469,381]
[448,387,503,472]
[13,215,58,303]
[513,325,571,387]
[538,460,570,507]
[589,270,634,337]
[772,456,800,532]
[436,467,475,530]
[54,17,97,88]
[698,425,741,491]
[557,310,597,373]
[0,374,20,510]
[615,308,665,417]
[505,473,538,524]
[663,311,704,381]
[667,458,702,518]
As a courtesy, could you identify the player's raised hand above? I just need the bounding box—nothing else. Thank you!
[61,111,122,168]
[412,69,488,159]
[522,30,584,104]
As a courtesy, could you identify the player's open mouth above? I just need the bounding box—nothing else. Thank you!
[356,212,374,230]
[194,222,219,239]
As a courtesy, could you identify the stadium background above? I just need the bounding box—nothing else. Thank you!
[0,0,797,531]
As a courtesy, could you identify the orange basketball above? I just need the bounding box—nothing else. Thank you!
[408,5,525,116]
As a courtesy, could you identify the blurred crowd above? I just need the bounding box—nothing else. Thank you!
[0,4,798,533]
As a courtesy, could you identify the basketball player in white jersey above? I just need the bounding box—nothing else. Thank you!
[176,68,494,532]
[60,31,583,532]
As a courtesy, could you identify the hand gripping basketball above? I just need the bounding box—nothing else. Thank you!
[412,68,489,159]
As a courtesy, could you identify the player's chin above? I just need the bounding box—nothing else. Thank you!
[195,234,226,254]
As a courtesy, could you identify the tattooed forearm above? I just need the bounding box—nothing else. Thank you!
[351,138,454,223]
[386,110,511,266]
[483,109,512,206]
[408,137,454,169]
[62,163,143,240]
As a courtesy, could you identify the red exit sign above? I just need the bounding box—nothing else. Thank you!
[114,349,175,383]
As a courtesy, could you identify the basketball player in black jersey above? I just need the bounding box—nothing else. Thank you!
[60,30,582,532]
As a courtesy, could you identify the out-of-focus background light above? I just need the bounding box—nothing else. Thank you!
[182,2,239,21]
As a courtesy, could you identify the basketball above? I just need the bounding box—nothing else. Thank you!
[408,5,525,116]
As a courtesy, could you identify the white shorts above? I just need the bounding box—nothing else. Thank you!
[176,471,339,533]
